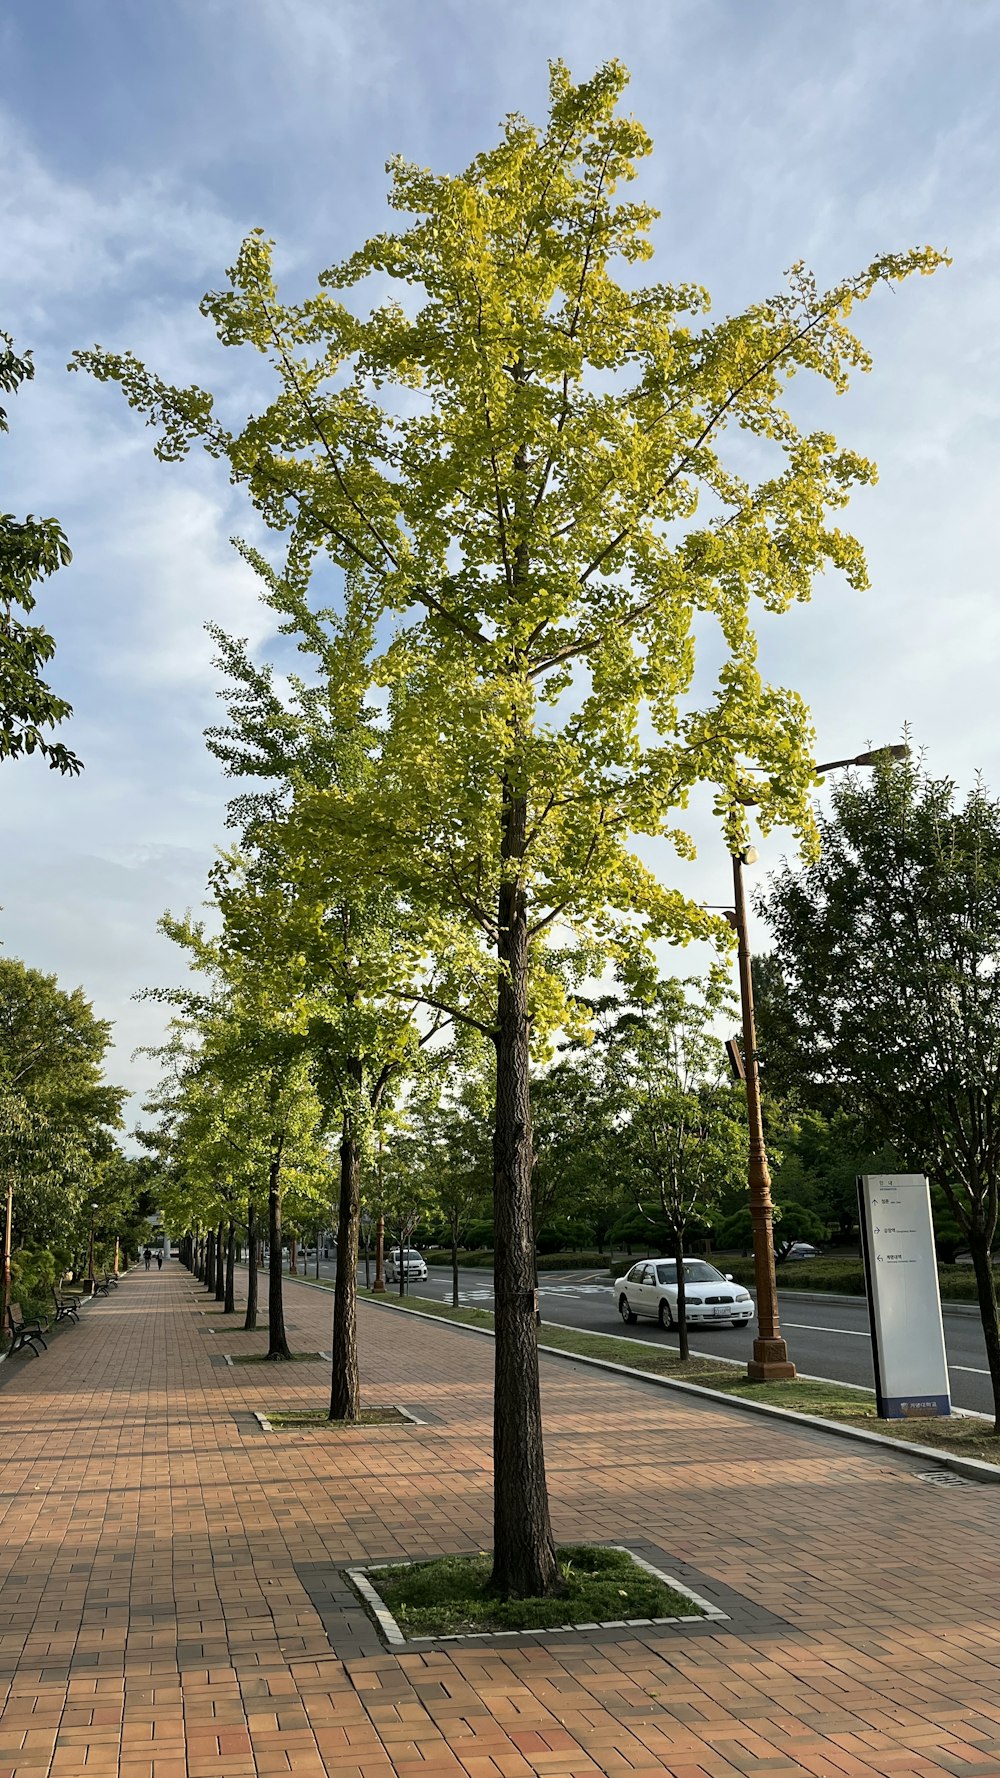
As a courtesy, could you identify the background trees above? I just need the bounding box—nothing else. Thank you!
[1,956,127,1330]
[758,753,1000,1428]
[1,332,80,776]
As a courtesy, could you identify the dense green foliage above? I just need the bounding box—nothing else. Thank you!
[758,753,1000,1424]
[1,956,134,1326]
[0,332,80,775]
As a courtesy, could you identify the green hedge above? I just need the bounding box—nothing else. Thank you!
[422,1248,614,1272]
[711,1255,990,1304]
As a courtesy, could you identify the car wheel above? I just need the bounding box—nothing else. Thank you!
[658,1299,675,1330]
[619,1295,637,1325]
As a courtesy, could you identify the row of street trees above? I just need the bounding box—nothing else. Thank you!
[79,60,942,1593]
[1,328,147,1337]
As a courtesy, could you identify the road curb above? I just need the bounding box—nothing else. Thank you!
[350,1290,1000,1488]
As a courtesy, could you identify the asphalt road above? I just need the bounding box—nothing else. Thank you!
[292,1256,996,1416]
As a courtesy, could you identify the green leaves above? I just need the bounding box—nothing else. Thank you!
[1,330,80,775]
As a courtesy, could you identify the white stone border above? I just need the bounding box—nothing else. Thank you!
[345,1546,728,1647]
[252,1404,425,1434]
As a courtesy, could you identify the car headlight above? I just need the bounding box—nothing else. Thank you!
[687,1297,703,1306]
[737,1291,751,1302]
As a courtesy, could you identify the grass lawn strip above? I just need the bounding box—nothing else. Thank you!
[346,1288,1000,1473]
[350,1545,718,1641]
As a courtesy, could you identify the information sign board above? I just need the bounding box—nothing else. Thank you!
[857,1173,951,1418]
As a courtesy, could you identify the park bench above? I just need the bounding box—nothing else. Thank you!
[6,1303,49,1356]
[51,1286,80,1324]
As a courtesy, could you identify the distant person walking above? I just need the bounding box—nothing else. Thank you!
[156,1251,163,1271]
[143,1247,152,1271]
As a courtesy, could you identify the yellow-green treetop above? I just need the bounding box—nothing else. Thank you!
[77,58,944,1598]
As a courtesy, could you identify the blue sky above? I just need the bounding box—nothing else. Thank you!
[2,0,998,1124]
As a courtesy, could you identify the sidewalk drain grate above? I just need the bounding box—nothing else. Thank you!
[915,1469,973,1487]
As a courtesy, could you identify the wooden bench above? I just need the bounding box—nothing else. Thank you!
[6,1303,49,1356]
[51,1286,80,1324]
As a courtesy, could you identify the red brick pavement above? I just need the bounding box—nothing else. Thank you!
[1,1265,1000,1777]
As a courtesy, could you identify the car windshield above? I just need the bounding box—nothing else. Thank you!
[655,1261,725,1286]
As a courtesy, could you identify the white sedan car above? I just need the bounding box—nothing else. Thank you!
[614,1258,754,1330]
[384,1247,428,1283]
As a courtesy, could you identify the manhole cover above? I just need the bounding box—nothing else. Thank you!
[914,1469,971,1487]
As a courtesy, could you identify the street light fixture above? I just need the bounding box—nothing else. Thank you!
[86,1202,98,1295]
[729,743,908,1382]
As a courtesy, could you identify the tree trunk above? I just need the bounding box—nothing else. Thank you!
[330,1077,362,1421]
[289,1235,297,1276]
[398,1222,406,1297]
[224,1220,236,1313]
[489,778,560,1600]
[451,1212,460,1308]
[244,1200,258,1331]
[267,1144,292,1360]
[968,1225,1000,1431]
[215,1222,226,1302]
[673,1227,689,1362]
[205,1230,216,1294]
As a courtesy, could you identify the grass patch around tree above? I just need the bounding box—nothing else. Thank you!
[230,1350,325,1364]
[265,1407,409,1428]
[360,1544,702,1637]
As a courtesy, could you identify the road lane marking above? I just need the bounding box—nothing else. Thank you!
[782,1321,870,1337]
[949,1364,991,1375]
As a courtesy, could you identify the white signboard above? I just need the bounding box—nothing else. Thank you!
[857,1174,951,1418]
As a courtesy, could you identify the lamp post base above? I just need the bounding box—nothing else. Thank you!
[748,1338,795,1381]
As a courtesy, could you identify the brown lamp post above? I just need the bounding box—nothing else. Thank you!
[373,1214,386,1293]
[729,743,908,1383]
[85,1202,99,1295]
[2,1176,13,1344]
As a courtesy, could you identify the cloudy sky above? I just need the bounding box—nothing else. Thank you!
[1,0,997,1127]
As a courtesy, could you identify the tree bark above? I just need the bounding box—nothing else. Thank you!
[673,1227,689,1362]
[214,1221,226,1302]
[289,1235,297,1276]
[489,777,560,1600]
[224,1219,236,1313]
[244,1200,258,1331]
[968,1225,1000,1431]
[205,1230,216,1294]
[267,1142,292,1360]
[330,1069,362,1421]
[451,1211,460,1308]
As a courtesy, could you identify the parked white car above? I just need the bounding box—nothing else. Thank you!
[614,1258,754,1329]
[384,1247,428,1283]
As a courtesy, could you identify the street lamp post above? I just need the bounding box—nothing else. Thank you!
[730,743,908,1382]
[373,1214,386,1293]
[86,1202,98,1295]
[2,1176,13,1345]
[731,844,796,1379]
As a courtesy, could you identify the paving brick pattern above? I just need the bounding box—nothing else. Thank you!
[2,1267,1000,1777]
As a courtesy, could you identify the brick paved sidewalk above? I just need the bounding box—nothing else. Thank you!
[2,1267,1000,1778]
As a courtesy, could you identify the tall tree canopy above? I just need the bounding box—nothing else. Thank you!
[758,754,1000,1429]
[78,60,943,1594]
[1,956,125,1326]
[1,332,80,775]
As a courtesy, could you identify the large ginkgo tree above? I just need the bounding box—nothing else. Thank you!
[77,61,942,1596]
